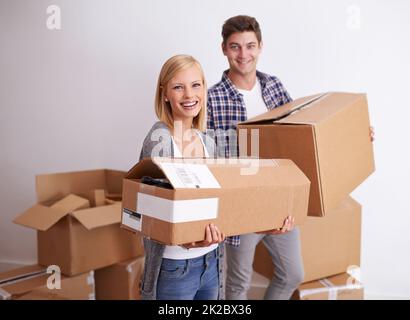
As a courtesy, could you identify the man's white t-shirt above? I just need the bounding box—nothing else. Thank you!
[237,80,267,120]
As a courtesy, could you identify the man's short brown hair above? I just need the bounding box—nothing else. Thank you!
[222,15,262,44]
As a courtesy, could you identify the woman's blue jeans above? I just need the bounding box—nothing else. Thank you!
[156,249,219,300]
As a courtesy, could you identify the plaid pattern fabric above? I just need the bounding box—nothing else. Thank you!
[207,70,292,246]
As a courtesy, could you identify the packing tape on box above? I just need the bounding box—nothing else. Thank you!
[299,277,363,300]
[271,160,279,167]
[87,271,95,286]
[0,287,12,300]
[136,193,219,223]
[319,278,338,300]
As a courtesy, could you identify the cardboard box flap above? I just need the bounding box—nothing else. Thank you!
[126,157,310,190]
[51,194,90,212]
[94,189,106,207]
[13,204,68,231]
[152,157,310,189]
[126,158,221,189]
[241,93,325,125]
[105,169,126,194]
[126,158,165,180]
[277,92,367,125]
[36,169,107,204]
[153,157,221,189]
[71,202,122,230]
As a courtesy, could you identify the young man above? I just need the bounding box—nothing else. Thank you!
[207,15,304,300]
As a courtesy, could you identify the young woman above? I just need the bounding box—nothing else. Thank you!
[139,55,225,300]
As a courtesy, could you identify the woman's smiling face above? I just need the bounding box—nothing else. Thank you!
[165,64,204,124]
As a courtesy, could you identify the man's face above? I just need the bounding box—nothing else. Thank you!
[222,31,262,77]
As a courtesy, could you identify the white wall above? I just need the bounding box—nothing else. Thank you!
[1,0,409,297]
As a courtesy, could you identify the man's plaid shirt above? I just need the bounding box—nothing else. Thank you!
[206,70,292,246]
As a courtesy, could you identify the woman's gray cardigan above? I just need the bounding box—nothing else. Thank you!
[138,121,225,300]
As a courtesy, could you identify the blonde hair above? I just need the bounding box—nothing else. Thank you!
[155,54,207,132]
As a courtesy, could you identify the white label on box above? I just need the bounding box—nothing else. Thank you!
[137,193,218,223]
[122,208,142,231]
[158,163,221,189]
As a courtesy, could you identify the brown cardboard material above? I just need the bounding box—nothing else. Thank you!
[238,92,375,216]
[94,189,107,207]
[292,272,364,300]
[121,157,310,245]
[13,169,144,276]
[0,265,95,300]
[51,194,90,211]
[95,256,144,300]
[254,196,361,283]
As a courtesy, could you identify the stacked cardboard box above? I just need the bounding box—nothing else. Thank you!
[0,265,94,300]
[291,272,364,300]
[5,92,374,300]
[237,92,375,216]
[253,196,361,283]
[14,169,144,276]
[95,256,144,300]
[7,169,145,299]
[238,92,375,299]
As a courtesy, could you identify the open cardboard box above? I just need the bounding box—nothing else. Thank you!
[238,92,375,216]
[14,169,144,276]
[121,157,310,245]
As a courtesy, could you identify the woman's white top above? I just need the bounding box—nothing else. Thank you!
[163,130,217,259]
